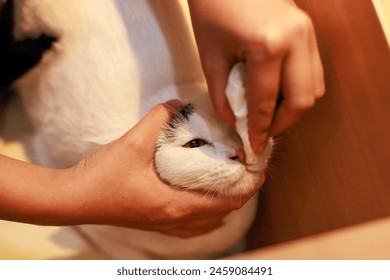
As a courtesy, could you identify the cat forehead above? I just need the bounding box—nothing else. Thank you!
[165,103,211,139]
[170,104,196,126]
[164,102,238,143]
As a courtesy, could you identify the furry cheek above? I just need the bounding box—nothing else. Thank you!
[154,144,258,196]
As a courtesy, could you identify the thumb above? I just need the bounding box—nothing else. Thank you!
[125,100,182,155]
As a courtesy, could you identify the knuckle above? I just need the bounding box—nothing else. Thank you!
[290,11,314,37]
[255,101,276,120]
[241,24,287,60]
[315,85,326,99]
[244,12,314,60]
[248,30,286,60]
[290,97,315,111]
[240,9,316,63]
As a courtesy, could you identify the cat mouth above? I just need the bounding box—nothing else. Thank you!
[224,173,262,197]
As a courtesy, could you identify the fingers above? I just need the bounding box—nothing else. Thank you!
[175,187,256,214]
[150,214,226,238]
[201,52,237,127]
[244,14,324,148]
[270,19,325,136]
[153,188,260,239]
[161,221,225,238]
[245,57,282,154]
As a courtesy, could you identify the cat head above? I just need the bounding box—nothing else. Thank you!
[154,91,273,197]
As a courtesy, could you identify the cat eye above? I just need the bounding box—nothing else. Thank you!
[183,139,208,148]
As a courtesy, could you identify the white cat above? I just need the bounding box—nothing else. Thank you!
[10,0,272,259]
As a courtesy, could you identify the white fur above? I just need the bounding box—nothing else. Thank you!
[12,0,272,259]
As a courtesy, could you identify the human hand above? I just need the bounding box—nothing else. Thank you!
[188,0,325,153]
[65,101,254,238]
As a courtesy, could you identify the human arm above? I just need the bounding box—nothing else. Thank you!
[0,101,248,238]
[188,0,325,153]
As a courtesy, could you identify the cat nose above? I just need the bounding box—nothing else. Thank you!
[230,149,246,165]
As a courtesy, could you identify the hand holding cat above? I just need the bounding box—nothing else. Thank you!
[68,101,253,237]
[64,100,257,238]
[0,101,256,238]
[188,0,325,154]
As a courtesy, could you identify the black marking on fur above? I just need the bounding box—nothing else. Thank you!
[179,103,194,120]
[0,0,57,87]
[159,103,195,141]
[169,103,194,129]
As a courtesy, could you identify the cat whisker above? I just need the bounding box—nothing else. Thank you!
[202,181,223,202]
[178,173,210,189]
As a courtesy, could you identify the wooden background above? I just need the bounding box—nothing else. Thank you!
[249,0,390,249]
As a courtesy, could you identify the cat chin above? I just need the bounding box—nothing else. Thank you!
[154,156,265,197]
[220,169,266,197]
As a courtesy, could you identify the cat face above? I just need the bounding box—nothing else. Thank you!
[154,99,273,197]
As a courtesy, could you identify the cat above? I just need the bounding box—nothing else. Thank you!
[7,0,272,259]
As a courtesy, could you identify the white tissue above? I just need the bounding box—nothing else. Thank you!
[226,62,257,165]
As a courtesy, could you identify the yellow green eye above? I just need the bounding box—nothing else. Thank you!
[183,139,208,148]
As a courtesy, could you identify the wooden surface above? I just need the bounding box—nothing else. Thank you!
[248,0,390,249]
[238,216,390,260]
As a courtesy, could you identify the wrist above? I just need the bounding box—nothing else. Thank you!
[0,154,86,226]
